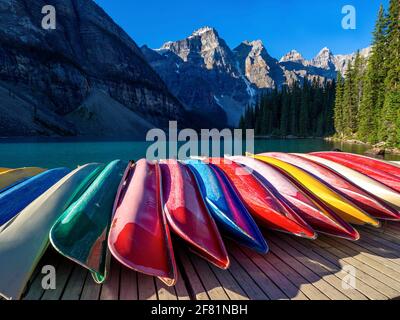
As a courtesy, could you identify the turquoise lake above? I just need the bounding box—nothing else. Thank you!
[0,137,399,169]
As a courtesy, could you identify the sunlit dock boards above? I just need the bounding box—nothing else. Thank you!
[3,222,399,301]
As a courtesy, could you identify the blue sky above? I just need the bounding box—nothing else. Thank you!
[94,0,389,59]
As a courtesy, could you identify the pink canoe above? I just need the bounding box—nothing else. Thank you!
[211,157,317,239]
[265,152,400,221]
[311,152,400,193]
[230,156,359,240]
[159,159,229,269]
[108,160,177,286]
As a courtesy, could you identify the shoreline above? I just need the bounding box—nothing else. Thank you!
[324,137,400,156]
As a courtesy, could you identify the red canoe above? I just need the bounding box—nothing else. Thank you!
[159,160,229,269]
[311,152,400,193]
[108,160,177,286]
[209,158,317,239]
[229,156,359,240]
[265,152,400,221]
[314,152,400,176]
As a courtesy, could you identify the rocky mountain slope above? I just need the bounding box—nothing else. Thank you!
[142,27,371,127]
[0,0,186,137]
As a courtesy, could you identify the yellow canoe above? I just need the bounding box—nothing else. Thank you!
[0,168,10,174]
[250,153,380,227]
[0,167,46,191]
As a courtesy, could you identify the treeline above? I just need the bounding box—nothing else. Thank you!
[334,0,400,147]
[238,79,336,137]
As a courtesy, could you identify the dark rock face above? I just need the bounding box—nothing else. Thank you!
[0,0,186,137]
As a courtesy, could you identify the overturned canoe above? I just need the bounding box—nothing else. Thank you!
[0,168,9,174]
[311,152,400,193]
[298,154,400,211]
[0,163,103,300]
[252,153,380,227]
[0,167,45,192]
[50,160,126,284]
[108,159,177,286]
[315,152,400,177]
[0,168,70,226]
[160,159,229,269]
[265,152,400,221]
[229,156,357,240]
[185,159,270,252]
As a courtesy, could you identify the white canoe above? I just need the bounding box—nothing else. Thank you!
[0,163,103,300]
[297,154,400,210]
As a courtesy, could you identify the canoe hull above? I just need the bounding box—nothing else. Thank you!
[186,159,269,252]
[0,167,45,192]
[311,152,400,193]
[230,156,358,240]
[265,152,400,221]
[108,160,177,286]
[0,168,71,226]
[252,153,380,228]
[160,160,229,269]
[0,163,103,300]
[50,160,126,283]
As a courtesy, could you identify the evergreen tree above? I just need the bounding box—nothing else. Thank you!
[379,0,400,146]
[334,72,345,137]
[358,5,388,143]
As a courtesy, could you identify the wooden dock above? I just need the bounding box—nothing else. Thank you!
[17,222,400,300]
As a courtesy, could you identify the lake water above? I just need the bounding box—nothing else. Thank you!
[0,137,399,169]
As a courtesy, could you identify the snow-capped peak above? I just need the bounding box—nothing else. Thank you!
[191,26,216,37]
[280,49,305,63]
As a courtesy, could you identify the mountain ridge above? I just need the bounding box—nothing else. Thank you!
[142,26,371,127]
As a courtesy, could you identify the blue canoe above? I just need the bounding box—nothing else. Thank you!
[184,159,268,253]
[0,168,71,226]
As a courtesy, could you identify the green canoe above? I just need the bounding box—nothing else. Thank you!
[49,160,127,283]
[0,163,103,300]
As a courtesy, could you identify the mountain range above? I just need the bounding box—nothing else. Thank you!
[0,1,371,137]
[142,27,371,127]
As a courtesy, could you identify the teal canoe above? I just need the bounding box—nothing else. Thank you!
[0,163,103,300]
[49,160,127,284]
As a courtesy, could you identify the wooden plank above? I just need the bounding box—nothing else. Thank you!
[359,229,400,253]
[137,273,158,300]
[240,246,310,300]
[22,249,59,300]
[225,252,269,300]
[310,237,400,298]
[209,263,249,300]
[61,266,87,300]
[333,234,400,274]
[292,236,387,300]
[229,244,287,300]
[155,278,178,300]
[80,273,102,300]
[174,267,191,300]
[189,254,229,300]
[264,239,331,300]
[100,260,121,300]
[41,258,74,300]
[177,250,209,300]
[321,236,400,285]
[269,235,358,300]
[119,267,138,300]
